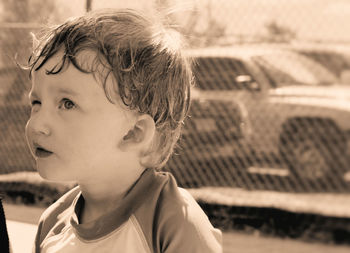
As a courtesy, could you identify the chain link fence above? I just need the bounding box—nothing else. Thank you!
[1,0,350,243]
[166,44,350,193]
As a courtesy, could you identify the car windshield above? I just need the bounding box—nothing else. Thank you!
[252,51,339,87]
[298,50,350,78]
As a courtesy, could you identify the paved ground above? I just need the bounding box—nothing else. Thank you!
[7,220,36,253]
[4,203,350,253]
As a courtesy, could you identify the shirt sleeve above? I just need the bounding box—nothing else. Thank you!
[158,188,223,253]
[32,186,80,253]
[32,220,43,253]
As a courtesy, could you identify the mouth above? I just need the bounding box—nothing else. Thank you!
[34,143,53,158]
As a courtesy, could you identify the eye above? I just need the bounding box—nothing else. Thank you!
[59,98,76,110]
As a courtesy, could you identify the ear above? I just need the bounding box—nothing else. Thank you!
[119,114,156,152]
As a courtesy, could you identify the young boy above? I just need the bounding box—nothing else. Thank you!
[25,8,222,253]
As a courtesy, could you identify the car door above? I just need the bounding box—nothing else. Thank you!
[191,56,268,156]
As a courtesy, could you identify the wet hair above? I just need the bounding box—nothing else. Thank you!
[27,8,193,169]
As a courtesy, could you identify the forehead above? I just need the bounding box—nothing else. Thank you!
[29,50,126,108]
[33,49,99,75]
[31,51,101,95]
[32,49,102,83]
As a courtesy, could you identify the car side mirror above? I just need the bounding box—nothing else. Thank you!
[235,75,260,91]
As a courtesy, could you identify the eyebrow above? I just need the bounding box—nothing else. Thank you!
[28,87,79,100]
[53,87,79,96]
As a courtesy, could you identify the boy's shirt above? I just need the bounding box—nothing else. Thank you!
[33,168,222,253]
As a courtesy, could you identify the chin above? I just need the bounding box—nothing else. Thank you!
[36,163,71,182]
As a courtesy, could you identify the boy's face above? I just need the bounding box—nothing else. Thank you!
[25,52,138,183]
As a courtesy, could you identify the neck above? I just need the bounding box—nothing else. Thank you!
[77,169,144,224]
[79,190,125,224]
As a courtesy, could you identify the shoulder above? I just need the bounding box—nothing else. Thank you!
[132,170,222,253]
[157,183,222,253]
[39,186,80,223]
[35,186,80,246]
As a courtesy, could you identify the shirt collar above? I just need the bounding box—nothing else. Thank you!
[70,168,167,240]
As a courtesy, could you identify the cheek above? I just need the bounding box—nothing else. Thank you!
[67,127,114,154]
[64,115,126,156]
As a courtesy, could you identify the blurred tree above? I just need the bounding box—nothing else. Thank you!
[155,0,226,48]
[263,20,297,43]
[200,4,226,47]
[86,0,92,12]
[0,0,59,23]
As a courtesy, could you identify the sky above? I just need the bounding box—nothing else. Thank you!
[54,0,350,43]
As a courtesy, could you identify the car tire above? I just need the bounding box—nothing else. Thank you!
[279,119,347,181]
[287,137,329,179]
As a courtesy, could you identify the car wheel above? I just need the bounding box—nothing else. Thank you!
[279,119,347,182]
[290,138,328,180]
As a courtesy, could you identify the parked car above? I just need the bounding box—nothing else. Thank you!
[169,46,350,186]
[289,45,350,84]
[165,70,247,187]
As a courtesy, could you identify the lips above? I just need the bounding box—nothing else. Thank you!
[33,143,53,158]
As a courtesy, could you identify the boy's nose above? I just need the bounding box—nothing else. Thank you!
[26,111,52,137]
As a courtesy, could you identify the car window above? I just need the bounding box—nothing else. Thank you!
[298,50,350,78]
[193,57,256,90]
[252,51,338,87]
